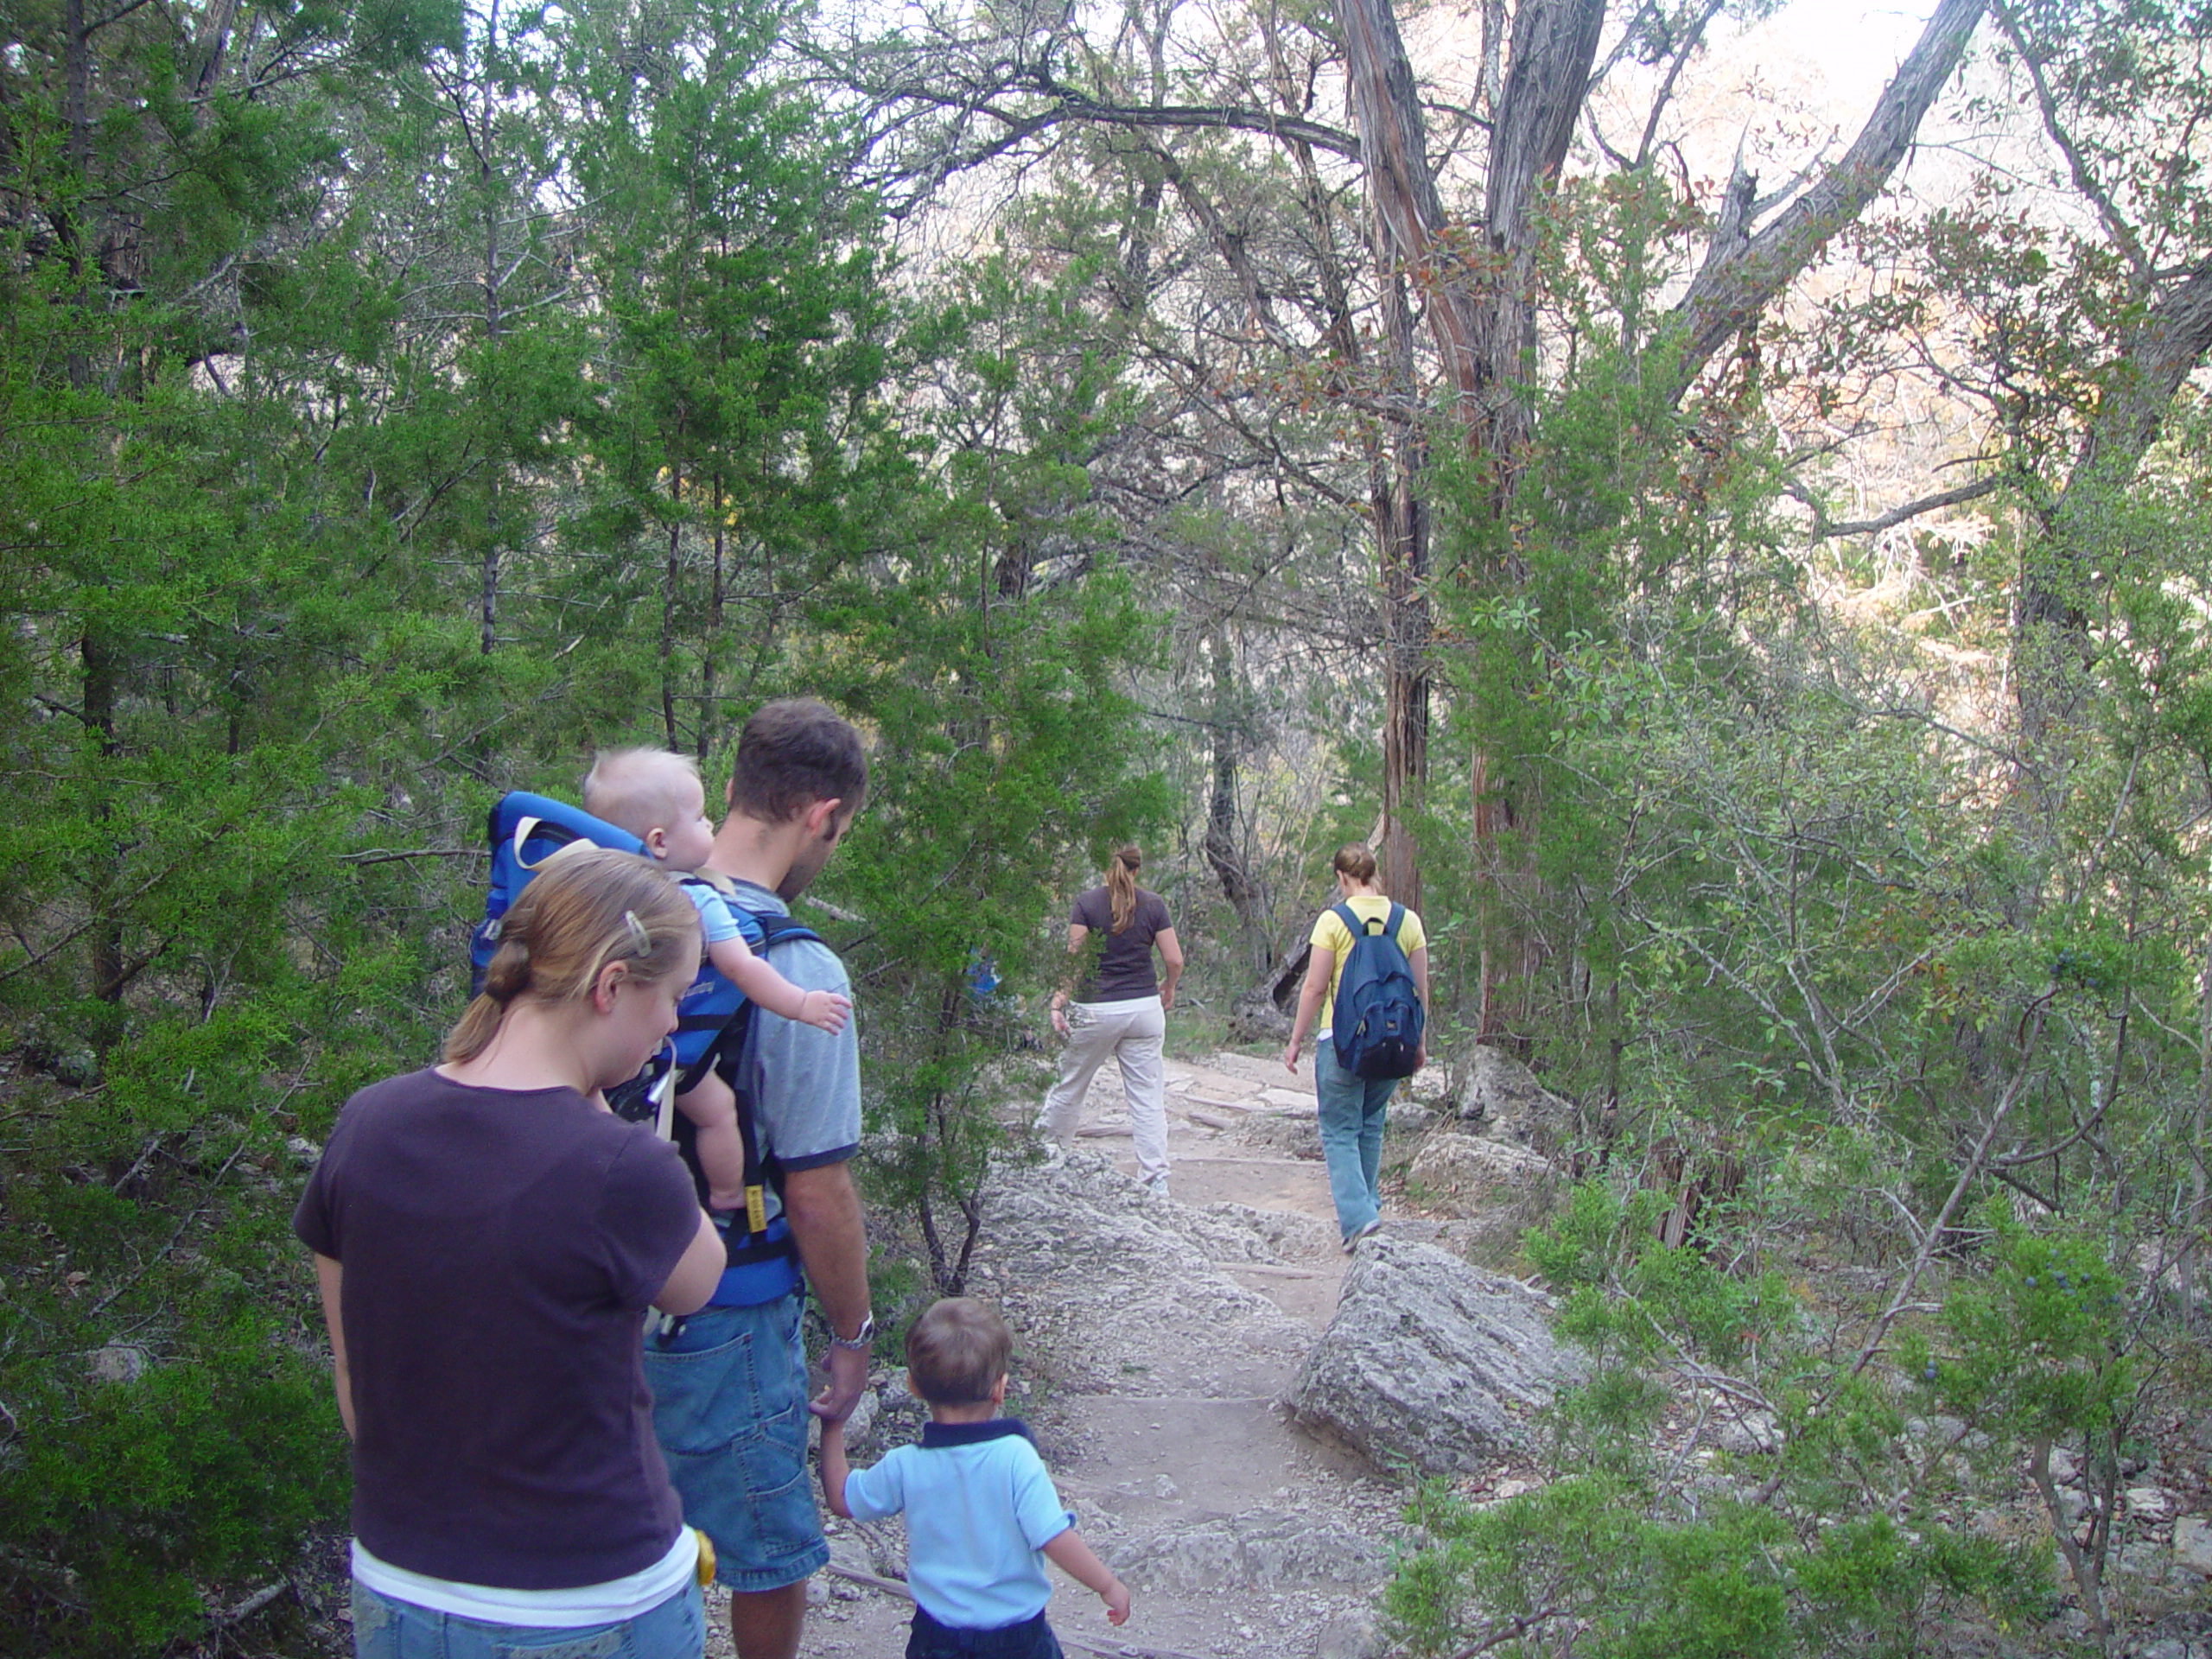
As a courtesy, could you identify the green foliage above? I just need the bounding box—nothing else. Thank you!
[813,250,1172,1291]
[1388,1476,1792,1659]
[1904,1204,2134,1452]
[0,1269,346,1656]
[1385,1181,2051,1658]
[0,0,966,1644]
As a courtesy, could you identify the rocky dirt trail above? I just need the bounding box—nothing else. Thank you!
[702,1049,1435,1659]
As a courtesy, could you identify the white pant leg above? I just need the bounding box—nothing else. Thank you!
[1111,996,1168,1185]
[1041,1001,1125,1143]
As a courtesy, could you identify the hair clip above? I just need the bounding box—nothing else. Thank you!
[622,910,652,956]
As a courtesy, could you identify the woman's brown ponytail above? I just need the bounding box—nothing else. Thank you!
[1105,845,1142,933]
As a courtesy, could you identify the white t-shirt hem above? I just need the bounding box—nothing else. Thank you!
[351,1529,693,1627]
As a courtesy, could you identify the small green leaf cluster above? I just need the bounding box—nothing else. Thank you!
[1901,1201,2134,1462]
[0,1295,346,1656]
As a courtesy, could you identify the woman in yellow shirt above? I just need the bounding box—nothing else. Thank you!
[1281,843,1429,1249]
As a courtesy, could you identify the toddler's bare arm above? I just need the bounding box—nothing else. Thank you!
[818,1421,855,1519]
[1043,1529,1129,1625]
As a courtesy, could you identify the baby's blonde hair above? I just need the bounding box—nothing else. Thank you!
[582,747,702,842]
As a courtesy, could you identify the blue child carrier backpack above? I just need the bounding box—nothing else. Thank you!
[1329,901,1424,1081]
[471,791,647,991]
[469,791,809,1303]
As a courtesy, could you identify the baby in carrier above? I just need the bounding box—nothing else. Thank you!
[584,747,849,1211]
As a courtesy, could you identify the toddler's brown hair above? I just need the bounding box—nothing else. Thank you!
[905,1297,1013,1407]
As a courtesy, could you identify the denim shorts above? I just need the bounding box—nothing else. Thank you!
[642,1291,828,1592]
[350,1576,703,1658]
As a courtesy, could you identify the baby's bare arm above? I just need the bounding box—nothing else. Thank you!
[1043,1529,1129,1625]
[706,936,851,1033]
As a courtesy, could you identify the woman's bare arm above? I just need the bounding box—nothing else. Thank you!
[1282,944,1335,1072]
[314,1254,354,1441]
[654,1209,724,1315]
[1154,927,1184,1010]
[1052,923,1090,1034]
[1408,943,1431,1070]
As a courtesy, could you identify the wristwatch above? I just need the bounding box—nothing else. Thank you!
[827,1313,875,1351]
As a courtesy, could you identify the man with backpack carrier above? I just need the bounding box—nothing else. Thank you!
[1281,842,1429,1252]
[639,699,874,1659]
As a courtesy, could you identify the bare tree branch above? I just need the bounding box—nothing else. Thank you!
[1992,0,2151,290]
[1668,0,1988,402]
[1789,474,2005,541]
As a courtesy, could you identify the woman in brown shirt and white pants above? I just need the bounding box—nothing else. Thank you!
[1040,846,1184,1198]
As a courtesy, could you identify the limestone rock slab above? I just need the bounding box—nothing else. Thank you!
[1114,1510,1388,1592]
[1288,1234,1580,1474]
[1453,1046,1580,1154]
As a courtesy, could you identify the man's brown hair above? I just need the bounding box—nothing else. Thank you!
[905,1297,1013,1407]
[727,698,868,824]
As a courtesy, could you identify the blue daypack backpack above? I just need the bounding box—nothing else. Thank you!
[1330,901,1425,1081]
[469,791,809,1302]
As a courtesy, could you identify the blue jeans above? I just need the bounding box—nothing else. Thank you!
[1314,1042,1395,1241]
[642,1292,828,1592]
[350,1577,702,1659]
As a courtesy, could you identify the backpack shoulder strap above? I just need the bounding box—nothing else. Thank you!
[719,906,825,1234]
[1386,902,1405,943]
[751,912,822,950]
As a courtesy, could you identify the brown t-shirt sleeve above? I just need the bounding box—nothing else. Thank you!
[292,1099,354,1259]
[595,1131,703,1308]
[293,1163,335,1257]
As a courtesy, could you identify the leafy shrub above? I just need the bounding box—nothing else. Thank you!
[1382,1179,2050,1657]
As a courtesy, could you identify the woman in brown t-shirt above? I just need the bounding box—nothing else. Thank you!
[295,849,726,1656]
[1039,846,1184,1197]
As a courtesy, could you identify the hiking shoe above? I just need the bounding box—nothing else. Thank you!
[1342,1217,1382,1254]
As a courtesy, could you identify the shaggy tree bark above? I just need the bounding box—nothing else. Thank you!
[1337,0,1605,909]
[1664,0,1988,400]
[1202,628,1273,975]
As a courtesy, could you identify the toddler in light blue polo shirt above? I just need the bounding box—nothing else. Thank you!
[822,1298,1129,1659]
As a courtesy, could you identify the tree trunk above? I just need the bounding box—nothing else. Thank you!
[1376,408,1428,914]
[2016,262,2212,749]
[662,485,682,750]
[480,495,499,657]
[477,0,505,657]
[702,472,725,762]
[1667,0,1987,399]
[1337,0,1602,931]
[1471,0,1606,474]
[1200,627,1269,972]
[81,626,124,1001]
